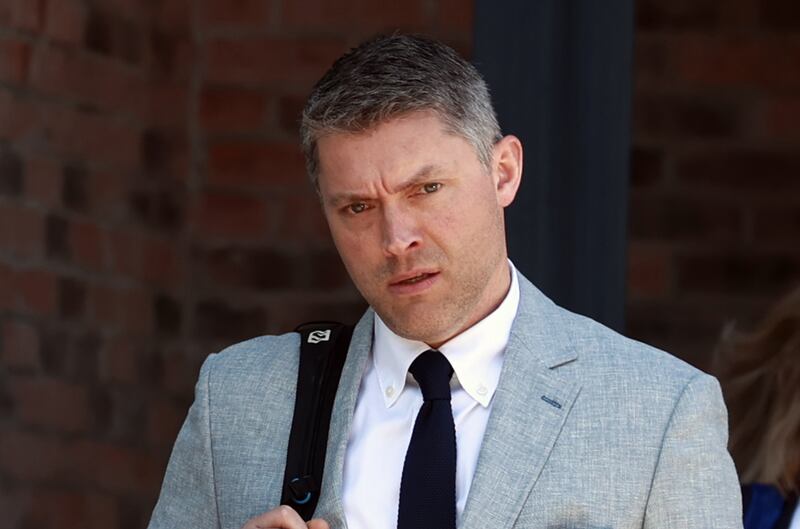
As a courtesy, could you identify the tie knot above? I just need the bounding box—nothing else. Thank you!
[408,350,453,401]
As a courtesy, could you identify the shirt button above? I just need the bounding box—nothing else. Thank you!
[477,385,488,396]
[385,386,394,397]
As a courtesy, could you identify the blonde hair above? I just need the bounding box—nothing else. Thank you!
[713,286,800,495]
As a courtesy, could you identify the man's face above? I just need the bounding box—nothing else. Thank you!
[317,111,522,347]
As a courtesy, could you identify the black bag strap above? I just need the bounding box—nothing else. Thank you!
[281,321,354,520]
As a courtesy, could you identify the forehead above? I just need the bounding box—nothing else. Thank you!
[316,111,475,191]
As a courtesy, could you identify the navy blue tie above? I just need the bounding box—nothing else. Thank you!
[397,350,457,529]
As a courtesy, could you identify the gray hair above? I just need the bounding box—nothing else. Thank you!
[300,34,502,190]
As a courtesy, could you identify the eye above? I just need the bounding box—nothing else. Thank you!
[348,202,368,214]
[421,182,442,194]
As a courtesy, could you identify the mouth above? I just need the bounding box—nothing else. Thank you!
[388,270,440,295]
[393,272,435,285]
[389,270,438,285]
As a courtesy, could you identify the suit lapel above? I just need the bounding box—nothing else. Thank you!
[312,276,580,529]
[314,310,374,529]
[460,277,582,529]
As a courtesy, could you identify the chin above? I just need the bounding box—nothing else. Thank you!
[384,314,453,346]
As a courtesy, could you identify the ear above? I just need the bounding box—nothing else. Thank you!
[491,135,523,208]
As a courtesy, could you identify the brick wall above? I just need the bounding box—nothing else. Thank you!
[0,1,473,528]
[0,0,199,527]
[3,0,798,527]
[627,0,800,370]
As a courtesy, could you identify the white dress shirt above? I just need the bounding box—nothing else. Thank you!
[342,263,520,529]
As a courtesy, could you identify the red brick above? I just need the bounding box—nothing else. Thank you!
[0,203,45,260]
[190,191,268,240]
[154,0,193,32]
[208,140,305,188]
[0,89,35,140]
[759,0,800,30]
[7,376,91,433]
[86,492,119,529]
[198,0,272,30]
[673,36,800,91]
[89,285,121,329]
[282,0,429,33]
[630,147,664,188]
[67,440,163,495]
[142,235,181,286]
[637,0,722,30]
[194,298,267,341]
[84,6,145,65]
[98,335,137,384]
[139,129,190,181]
[199,86,268,133]
[1,319,41,370]
[161,351,194,395]
[17,267,58,316]
[70,220,106,271]
[435,0,474,36]
[86,0,149,21]
[30,44,148,116]
[0,37,30,85]
[205,37,348,85]
[753,205,800,243]
[759,97,800,138]
[147,396,184,447]
[109,228,143,280]
[87,170,128,220]
[7,0,45,31]
[203,246,293,291]
[0,262,15,311]
[677,150,800,191]
[26,490,119,529]
[633,94,742,139]
[0,486,30,529]
[149,29,195,81]
[35,102,141,169]
[25,156,62,207]
[677,251,800,295]
[278,94,305,136]
[628,195,744,242]
[117,286,152,334]
[44,0,87,44]
[0,429,66,481]
[627,244,672,299]
[148,82,189,130]
[274,194,330,243]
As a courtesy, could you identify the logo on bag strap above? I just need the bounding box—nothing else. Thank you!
[307,330,332,344]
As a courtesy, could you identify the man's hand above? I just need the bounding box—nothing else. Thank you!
[241,506,329,529]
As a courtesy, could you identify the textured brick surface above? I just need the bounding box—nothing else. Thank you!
[0,37,30,84]
[0,2,192,526]
[628,2,800,370]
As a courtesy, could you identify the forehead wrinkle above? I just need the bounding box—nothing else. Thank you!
[386,163,441,194]
[325,163,444,207]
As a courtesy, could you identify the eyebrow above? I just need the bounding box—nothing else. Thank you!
[326,164,443,207]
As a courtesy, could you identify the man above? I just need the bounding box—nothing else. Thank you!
[148,35,742,529]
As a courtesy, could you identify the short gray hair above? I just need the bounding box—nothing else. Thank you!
[300,34,502,190]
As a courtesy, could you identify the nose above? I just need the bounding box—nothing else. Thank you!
[382,206,421,257]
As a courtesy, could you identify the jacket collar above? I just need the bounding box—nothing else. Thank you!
[315,273,581,529]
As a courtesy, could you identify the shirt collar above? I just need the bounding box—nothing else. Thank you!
[372,261,520,408]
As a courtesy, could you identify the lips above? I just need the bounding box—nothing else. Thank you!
[388,270,440,295]
[389,270,438,285]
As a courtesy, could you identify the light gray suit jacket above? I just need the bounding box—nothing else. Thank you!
[148,275,743,528]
